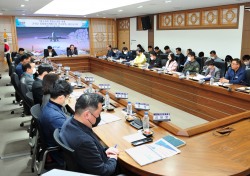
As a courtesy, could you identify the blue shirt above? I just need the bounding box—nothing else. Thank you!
[15,63,23,78]
[225,66,246,84]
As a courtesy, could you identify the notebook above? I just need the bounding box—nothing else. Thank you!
[162,135,186,148]
[125,138,180,166]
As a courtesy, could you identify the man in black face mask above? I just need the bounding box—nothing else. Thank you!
[60,93,119,176]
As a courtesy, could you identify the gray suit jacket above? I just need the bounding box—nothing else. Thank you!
[205,66,221,80]
[20,73,34,92]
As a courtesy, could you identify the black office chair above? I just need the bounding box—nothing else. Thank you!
[30,104,60,174]
[130,50,137,59]
[6,53,13,86]
[19,82,31,119]
[246,69,250,86]
[214,61,226,78]
[53,128,80,172]
[10,73,23,114]
[196,57,203,73]
[26,92,34,106]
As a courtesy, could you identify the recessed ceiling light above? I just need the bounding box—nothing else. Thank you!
[118,9,123,12]
[22,14,25,15]
[20,4,25,7]
[25,0,29,1]
[0,13,3,15]
[165,0,171,3]
[137,6,143,8]
[84,16,87,17]
[56,14,59,16]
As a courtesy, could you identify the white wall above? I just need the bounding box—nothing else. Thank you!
[130,17,148,50]
[130,6,244,59]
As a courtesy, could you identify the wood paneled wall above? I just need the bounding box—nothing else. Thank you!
[158,4,239,30]
[89,19,117,56]
[241,6,250,56]
[117,18,130,51]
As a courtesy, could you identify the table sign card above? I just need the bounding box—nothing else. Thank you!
[153,113,171,121]
[84,77,94,82]
[115,92,128,99]
[99,84,111,89]
[135,102,150,110]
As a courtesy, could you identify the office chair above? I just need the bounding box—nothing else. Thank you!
[30,104,60,174]
[214,61,226,78]
[196,57,203,73]
[53,128,80,172]
[246,69,250,86]
[6,53,13,86]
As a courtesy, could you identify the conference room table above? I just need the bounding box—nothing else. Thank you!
[49,56,250,176]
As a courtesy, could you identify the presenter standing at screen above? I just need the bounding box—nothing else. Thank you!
[67,44,78,56]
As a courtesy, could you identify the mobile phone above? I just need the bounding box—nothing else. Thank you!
[131,137,153,146]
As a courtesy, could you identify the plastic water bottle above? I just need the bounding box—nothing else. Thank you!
[142,111,150,133]
[89,82,93,93]
[210,77,214,85]
[105,92,110,108]
[127,102,132,115]
[186,71,190,80]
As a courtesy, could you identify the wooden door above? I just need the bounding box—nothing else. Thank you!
[241,8,250,56]
[117,19,130,51]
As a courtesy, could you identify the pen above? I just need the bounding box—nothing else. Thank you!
[114,144,118,148]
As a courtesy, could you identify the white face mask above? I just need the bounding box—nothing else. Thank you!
[244,61,249,66]
[32,68,36,74]
[187,57,191,61]
[124,51,128,54]
[150,57,154,60]
[211,57,215,59]
[49,52,52,56]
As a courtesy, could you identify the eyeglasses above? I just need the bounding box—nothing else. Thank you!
[89,111,99,119]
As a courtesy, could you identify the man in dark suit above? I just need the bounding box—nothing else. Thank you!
[60,93,120,176]
[44,46,58,57]
[67,44,78,56]
[32,63,53,105]
[147,51,161,68]
[15,54,31,78]
[14,48,25,66]
[120,47,133,61]
[40,80,73,165]
[106,44,114,58]
[20,63,36,91]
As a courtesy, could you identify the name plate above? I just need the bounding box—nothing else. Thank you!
[115,92,128,99]
[84,77,94,82]
[99,84,111,89]
[135,102,150,110]
[153,113,171,121]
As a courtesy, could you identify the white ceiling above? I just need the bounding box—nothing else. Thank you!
[0,0,250,18]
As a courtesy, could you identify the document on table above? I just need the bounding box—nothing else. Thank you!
[98,113,121,126]
[213,82,232,86]
[126,138,181,166]
[70,91,83,98]
[123,132,146,143]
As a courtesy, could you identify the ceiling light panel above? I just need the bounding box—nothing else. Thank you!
[35,0,149,15]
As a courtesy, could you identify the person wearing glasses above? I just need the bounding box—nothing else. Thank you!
[60,93,120,176]
[220,58,247,84]
[40,80,73,166]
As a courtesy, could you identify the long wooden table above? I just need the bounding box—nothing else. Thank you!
[51,56,250,137]
[53,57,250,176]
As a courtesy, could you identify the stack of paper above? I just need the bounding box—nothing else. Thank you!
[98,113,121,126]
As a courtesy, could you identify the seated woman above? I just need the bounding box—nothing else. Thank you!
[133,49,147,67]
[241,55,250,70]
[220,58,247,84]
[204,60,220,81]
[165,53,178,72]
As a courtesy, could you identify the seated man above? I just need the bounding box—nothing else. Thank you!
[205,50,224,65]
[133,49,147,67]
[148,45,153,53]
[40,80,73,164]
[175,47,185,72]
[60,93,119,176]
[14,48,25,66]
[147,51,161,68]
[44,46,58,57]
[220,58,246,84]
[164,45,172,55]
[16,54,31,78]
[120,47,133,61]
[106,44,114,58]
[241,54,250,70]
[112,48,122,60]
[32,63,53,105]
[20,63,36,91]
[204,60,221,81]
[182,51,200,75]
[67,44,78,56]
[154,46,163,56]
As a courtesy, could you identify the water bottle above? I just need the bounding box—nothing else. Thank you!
[210,76,214,85]
[127,102,132,115]
[186,71,190,80]
[142,111,150,133]
[105,92,110,108]
[89,82,93,93]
